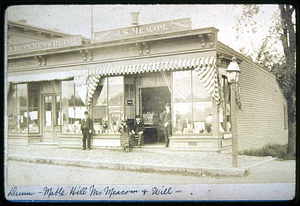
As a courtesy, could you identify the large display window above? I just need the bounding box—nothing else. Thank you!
[172,70,213,135]
[7,83,41,134]
[61,80,86,134]
[92,76,124,135]
[28,83,40,133]
[7,84,28,133]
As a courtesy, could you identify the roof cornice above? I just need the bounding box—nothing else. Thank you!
[7,20,91,43]
[8,27,219,59]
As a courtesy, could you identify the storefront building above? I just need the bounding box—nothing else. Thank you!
[6,18,288,152]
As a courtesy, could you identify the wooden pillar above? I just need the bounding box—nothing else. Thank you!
[212,98,219,137]
[136,76,139,116]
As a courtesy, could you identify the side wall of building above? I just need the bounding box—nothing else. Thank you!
[217,42,288,151]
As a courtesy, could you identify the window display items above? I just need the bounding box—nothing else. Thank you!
[205,114,213,133]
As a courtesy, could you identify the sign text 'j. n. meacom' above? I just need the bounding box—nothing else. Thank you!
[93,18,192,42]
[8,35,82,55]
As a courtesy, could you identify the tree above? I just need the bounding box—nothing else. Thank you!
[278,4,296,156]
[234,4,296,158]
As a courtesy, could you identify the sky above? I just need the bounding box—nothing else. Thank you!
[6,4,281,54]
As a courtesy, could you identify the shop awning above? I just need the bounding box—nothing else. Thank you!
[86,56,220,105]
[7,70,91,107]
[7,70,86,83]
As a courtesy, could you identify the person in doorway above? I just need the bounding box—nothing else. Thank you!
[81,111,94,150]
[160,103,172,147]
[130,115,145,148]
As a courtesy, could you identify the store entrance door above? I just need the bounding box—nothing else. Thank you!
[140,87,171,145]
[42,94,61,143]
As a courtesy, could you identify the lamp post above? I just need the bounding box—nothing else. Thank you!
[226,56,240,168]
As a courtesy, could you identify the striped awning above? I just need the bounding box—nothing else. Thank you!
[86,74,101,106]
[86,56,220,105]
[194,59,220,104]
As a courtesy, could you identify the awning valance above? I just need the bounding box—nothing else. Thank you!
[86,56,220,105]
[88,56,216,76]
[7,70,88,83]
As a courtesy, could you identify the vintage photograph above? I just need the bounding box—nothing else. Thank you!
[4,4,296,202]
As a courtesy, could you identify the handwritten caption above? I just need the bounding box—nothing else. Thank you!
[7,185,181,199]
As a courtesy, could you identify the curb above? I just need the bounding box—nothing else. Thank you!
[8,155,247,177]
[244,157,276,171]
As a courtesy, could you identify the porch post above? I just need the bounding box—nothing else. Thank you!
[212,98,219,137]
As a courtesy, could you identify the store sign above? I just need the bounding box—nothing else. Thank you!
[8,35,82,55]
[94,18,192,42]
[127,100,134,105]
[224,133,232,139]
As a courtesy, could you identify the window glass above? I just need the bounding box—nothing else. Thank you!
[108,106,124,134]
[173,71,191,102]
[61,80,85,134]
[7,85,17,133]
[44,96,52,127]
[193,102,212,134]
[172,70,215,135]
[172,103,192,134]
[94,78,107,106]
[125,76,135,105]
[93,78,108,134]
[56,96,61,126]
[192,70,212,102]
[61,81,73,133]
[28,83,39,133]
[16,84,28,133]
[108,76,124,106]
[124,76,136,119]
[107,77,124,134]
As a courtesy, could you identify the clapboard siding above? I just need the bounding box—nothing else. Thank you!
[217,42,288,151]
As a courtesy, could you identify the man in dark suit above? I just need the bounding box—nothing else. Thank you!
[160,103,172,147]
[130,115,145,148]
[81,111,94,150]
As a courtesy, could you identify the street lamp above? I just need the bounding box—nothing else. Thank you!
[226,56,240,168]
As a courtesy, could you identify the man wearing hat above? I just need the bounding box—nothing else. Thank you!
[130,115,145,148]
[81,111,94,150]
[160,103,172,147]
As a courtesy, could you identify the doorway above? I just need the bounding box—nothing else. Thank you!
[140,87,171,144]
[42,94,61,143]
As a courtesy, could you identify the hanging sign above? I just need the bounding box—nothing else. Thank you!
[8,35,82,55]
[127,100,134,105]
[93,18,192,42]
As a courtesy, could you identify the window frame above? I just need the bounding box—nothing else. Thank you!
[7,83,31,134]
[91,76,125,135]
[172,69,214,136]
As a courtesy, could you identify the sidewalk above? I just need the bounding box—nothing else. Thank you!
[6,145,275,177]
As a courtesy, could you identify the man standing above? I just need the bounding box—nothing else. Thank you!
[160,103,172,147]
[81,111,93,150]
[130,115,145,148]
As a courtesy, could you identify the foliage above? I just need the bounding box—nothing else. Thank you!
[278,4,296,156]
[239,144,295,160]
[234,4,296,157]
